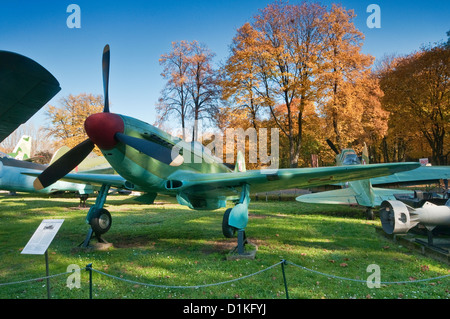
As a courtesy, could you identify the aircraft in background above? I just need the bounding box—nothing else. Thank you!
[0,150,96,196]
[0,50,61,143]
[32,45,421,248]
[0,49,102,199]
[296,140,450,219]
[6,135,32,160]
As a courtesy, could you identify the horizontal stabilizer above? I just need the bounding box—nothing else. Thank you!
[296,188,359,205]
[296,187,413,207]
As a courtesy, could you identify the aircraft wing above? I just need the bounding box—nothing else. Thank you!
[25,171,130,190]
[370,165,450,186]
[172,162,421,198]
[0,50,61,142]
[296,187,414,207]
[27,162,420,200]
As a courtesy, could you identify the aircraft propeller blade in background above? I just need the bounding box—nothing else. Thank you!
[326,139,340,155]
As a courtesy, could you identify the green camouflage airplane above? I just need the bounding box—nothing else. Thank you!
[296,140,450,219]
[0,149,96,195]
[32,45,421,246]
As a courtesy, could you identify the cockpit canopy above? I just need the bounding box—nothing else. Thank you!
[338,149,361,165]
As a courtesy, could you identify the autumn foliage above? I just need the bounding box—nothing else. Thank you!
[42,1,448,167]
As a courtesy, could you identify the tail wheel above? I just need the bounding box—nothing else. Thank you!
[222,208,237,238]
[90,208,112,235]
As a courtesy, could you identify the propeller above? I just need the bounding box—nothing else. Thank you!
[34,44,183,191]
[326,139,340,155]
[34,45,112,190]
[102,44,110,113]
[33,139,95,190]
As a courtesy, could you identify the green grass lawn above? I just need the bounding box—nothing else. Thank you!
[0,192,448,299]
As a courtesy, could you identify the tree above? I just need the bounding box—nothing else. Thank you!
[318,4,385,152]
[379,45,450,164]
[187,41,219,141]
[251,0,326,167]
[157,41,192,140]
[46,93,103,151]
[157,40,219,141]
[220,22,265,130]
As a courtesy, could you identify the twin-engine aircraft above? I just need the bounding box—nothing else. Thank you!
[32,45,421,246]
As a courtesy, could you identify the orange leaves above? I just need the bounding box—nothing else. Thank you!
[379,45,449,164]
[46,93,103,152]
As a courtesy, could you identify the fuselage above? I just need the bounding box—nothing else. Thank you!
[94,114,231,194]
[0,154,94,194]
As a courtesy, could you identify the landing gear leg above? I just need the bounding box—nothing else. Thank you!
[366,208,375,220]
[223,184,254,257]
[80,184,111,248]
[237,229,247,255]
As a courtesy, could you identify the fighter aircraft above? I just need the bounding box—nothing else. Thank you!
[0,149,96,195]
[32,45,421,246]
[296,141,450,219]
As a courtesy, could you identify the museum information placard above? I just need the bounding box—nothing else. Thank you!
[21,219,64,255]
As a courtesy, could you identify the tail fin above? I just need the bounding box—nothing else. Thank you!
[50,146,70,164]
[234,151,246,172]
[9,135,32,160]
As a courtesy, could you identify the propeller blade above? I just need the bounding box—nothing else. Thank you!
[34,139,95,190]
[115,132,183,166]
[326,139,340,155]
[102,44,110,113]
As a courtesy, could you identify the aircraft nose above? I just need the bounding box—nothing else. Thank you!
[84,112,124,150]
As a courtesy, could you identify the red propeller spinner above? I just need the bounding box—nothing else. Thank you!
[84,112,124,150]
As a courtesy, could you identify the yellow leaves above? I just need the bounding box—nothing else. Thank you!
[46,93,103,152]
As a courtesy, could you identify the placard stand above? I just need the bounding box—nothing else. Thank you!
[21,219,64,299]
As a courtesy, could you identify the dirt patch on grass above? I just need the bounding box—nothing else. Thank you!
[111,235,156,249]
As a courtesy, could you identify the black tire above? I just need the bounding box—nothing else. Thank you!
[222,208,237,238]
[90,208,112,235]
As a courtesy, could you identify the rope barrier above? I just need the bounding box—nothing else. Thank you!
[92,261,284,289]
[0,259,448,294]
[285,260,450,285]
[0,270,78,287]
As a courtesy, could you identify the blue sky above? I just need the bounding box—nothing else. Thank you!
[1,0,449,128]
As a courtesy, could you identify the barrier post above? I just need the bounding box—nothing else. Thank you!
[45,250,51,299]
[86,263,93,299]
[281,259,289,299]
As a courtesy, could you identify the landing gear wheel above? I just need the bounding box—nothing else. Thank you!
[90,208,112,235]
[222,208,237,238]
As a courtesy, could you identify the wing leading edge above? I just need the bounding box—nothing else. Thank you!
[0,50,61,142]
[173,162,421,197]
